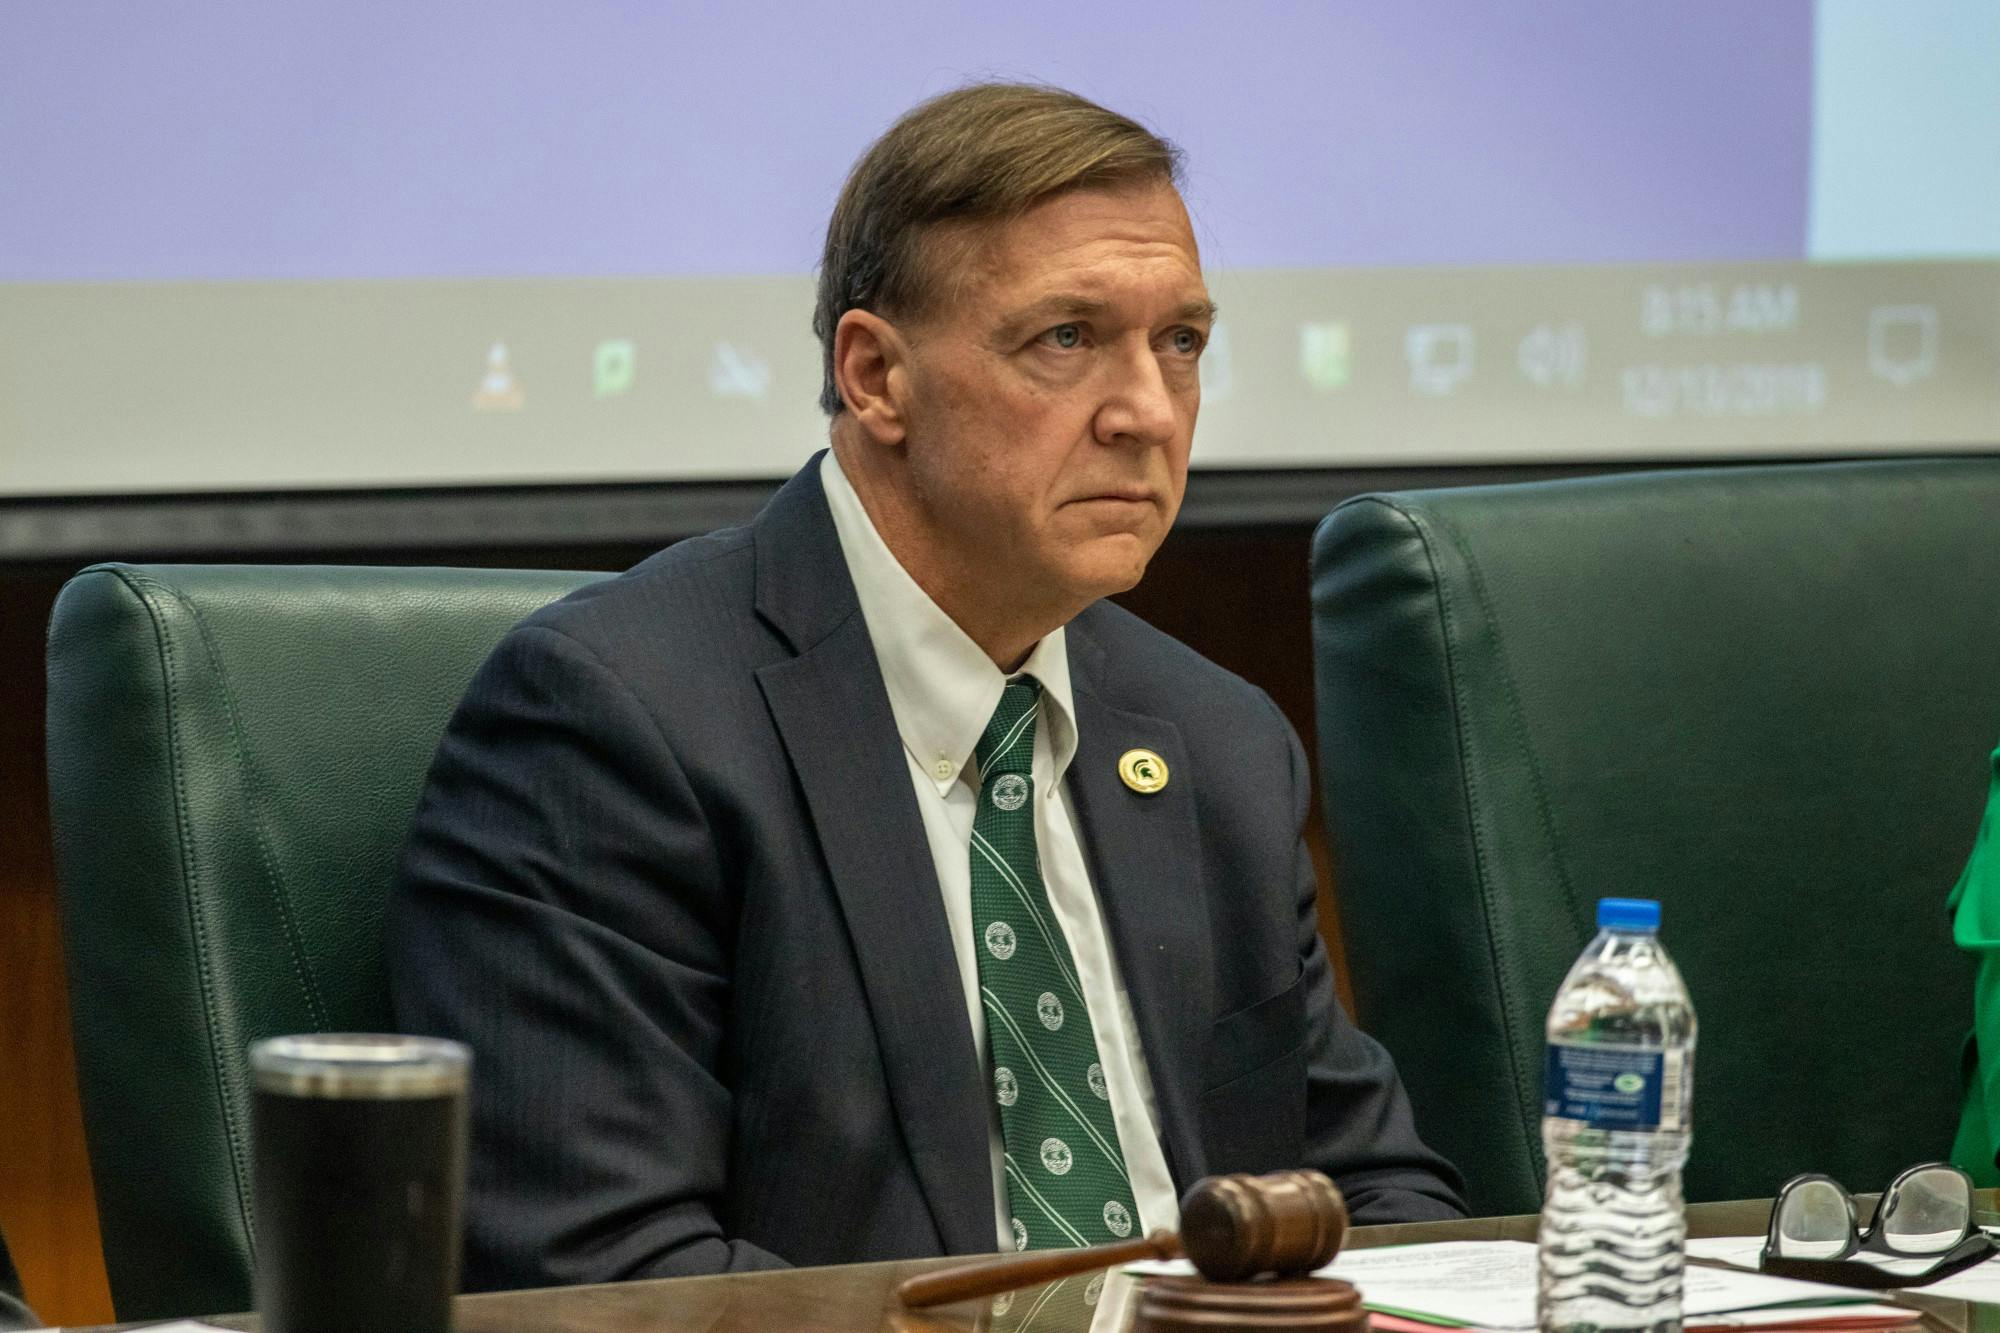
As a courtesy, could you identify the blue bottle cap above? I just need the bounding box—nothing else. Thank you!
[1597,897,1661,932]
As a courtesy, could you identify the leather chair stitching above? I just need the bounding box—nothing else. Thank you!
[161,582,332,1033]
[1430,516,1590,928]
[1357,498,1543,1204]
[1430,509,1595,1183]
[113,567,260,1254]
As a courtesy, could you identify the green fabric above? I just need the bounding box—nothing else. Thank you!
[1949,746,2000,1189]
[45,562,608,1320]
[971,679,1139,1251]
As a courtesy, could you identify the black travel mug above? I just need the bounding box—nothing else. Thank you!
[249,1034,470,1333]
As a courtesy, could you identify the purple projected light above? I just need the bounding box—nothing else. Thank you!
[0,1,1812,282]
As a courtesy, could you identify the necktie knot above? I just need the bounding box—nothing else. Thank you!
[976,678,1042,782]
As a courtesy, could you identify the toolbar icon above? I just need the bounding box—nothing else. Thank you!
[1298,322,1351,392]
[1867,305,1937,387]
[1518,323,1587,389]
[470,342,524,411]
[709,342,772,400]
[1406,324,1474,396]
[594,339,636,398]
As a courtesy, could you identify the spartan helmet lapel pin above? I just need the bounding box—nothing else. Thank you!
[1118,748,1169,795]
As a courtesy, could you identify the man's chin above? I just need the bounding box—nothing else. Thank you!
[1060,536,1160,602]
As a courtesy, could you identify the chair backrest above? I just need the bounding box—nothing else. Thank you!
[1311,456,2000,1216]
[45,562,607,1320]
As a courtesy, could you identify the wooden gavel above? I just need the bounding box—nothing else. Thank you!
[897,1168,1350,1309]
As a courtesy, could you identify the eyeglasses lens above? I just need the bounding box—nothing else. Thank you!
[1776,1180,1853,1259]
[1879,1167,1971,1255]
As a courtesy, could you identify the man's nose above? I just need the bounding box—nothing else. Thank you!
[1094,341,1180,448]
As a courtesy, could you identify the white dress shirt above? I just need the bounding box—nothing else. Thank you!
[819,451,1180,1250]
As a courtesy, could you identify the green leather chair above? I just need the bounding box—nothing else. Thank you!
[1312,456,2000,1217]
[45,562,607,1320]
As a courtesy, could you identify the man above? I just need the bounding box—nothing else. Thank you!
[390,82,1464,1293]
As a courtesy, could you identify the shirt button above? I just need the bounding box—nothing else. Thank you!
[933,759,954,781]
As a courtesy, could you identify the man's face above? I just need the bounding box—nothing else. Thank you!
[893,180,1210,614]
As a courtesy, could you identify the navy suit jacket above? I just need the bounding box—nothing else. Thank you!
[389,456,1463,1291]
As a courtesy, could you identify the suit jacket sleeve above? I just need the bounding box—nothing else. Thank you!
[389,622,788,1289]
[1270,694,1470,1222]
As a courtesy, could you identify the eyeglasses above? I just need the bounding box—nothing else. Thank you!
[1761,1163,1993,1289]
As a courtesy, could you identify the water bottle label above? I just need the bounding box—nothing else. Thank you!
[1543,1042,1679,1130]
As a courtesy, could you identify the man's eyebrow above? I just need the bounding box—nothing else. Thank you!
[998,294,1112,333]
[994,293,1219,342]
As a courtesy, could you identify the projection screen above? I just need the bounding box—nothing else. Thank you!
[2,0,1995,541]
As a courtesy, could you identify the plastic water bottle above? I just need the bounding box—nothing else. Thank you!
[1538,898,1696,1333]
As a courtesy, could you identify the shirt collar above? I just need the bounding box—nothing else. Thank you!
[820,450,1077,796]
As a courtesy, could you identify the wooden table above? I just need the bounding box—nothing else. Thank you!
[81,1198,1997,1332]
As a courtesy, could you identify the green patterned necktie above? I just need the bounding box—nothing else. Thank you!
[970,677,1140,1252]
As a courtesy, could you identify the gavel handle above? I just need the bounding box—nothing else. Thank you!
[897,1230,1183,1308]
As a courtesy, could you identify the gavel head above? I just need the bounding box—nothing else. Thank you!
[1177,1169,1350,1283]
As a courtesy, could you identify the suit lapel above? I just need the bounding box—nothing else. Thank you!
[751,458,995,1256]
[1065,617,1214,1190]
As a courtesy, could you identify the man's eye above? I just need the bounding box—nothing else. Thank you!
[1168,327,1205,355]
[1041,323,1084,350]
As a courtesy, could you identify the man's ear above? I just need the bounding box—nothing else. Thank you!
[833,309,911,447]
